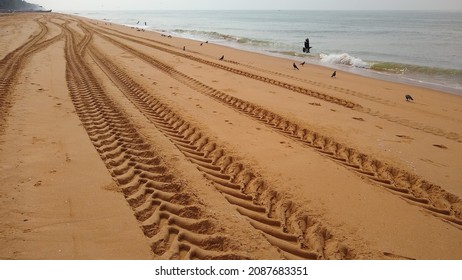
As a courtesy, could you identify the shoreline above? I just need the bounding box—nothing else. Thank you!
[167,28,462,96]
[1,13,461,260]
[161,34,462,96]
[67,10,462,96]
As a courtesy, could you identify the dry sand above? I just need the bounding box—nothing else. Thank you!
[0,13,461,260]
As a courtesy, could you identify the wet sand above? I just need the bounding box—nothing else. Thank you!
[1,13,461,260]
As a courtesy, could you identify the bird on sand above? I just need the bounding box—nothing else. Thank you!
[300,61,306,66]
[331,71,337,78]
[405,94,414,101]
[219,55,224,61]
[293,63,299,70]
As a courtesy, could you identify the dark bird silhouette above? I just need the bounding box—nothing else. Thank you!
[303,38,312,53]
[183,46,186,51]
[331,71,337,78]
[205,41,209,43]
[293,63,299,70]
[219,55,224,61]
[200,42,203,46]
[300,61,306,66]
[405,94,414,101]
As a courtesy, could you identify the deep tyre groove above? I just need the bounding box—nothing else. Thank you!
[87,41,356,260]
[87,23,461,142]
[62,22,248,260]
[87,23,462,230]
[0,18,53,132]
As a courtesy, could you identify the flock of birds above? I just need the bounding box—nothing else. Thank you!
[167,33,414,102]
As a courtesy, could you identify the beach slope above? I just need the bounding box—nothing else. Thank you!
[1,13,461,260]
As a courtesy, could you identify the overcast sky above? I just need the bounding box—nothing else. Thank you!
[31,0,462,11]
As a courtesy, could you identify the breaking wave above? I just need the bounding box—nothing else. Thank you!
[319,53,370,68]
[171,29,272,46]
[371,62,462,77]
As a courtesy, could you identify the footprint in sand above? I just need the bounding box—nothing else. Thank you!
[420,158,447,167]
[396,135,414,140]
[395,135,414,144]
[433,144,448,149]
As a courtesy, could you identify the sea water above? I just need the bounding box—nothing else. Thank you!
[72,10,462,94]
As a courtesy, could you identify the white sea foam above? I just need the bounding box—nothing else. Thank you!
[319,53,370,68]
[76,10,462,93]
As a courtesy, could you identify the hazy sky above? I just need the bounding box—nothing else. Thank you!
[33,0,462,11]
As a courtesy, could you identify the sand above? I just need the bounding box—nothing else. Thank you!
[0,13,461,260]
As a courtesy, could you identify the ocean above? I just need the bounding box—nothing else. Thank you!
[71,10,462,94]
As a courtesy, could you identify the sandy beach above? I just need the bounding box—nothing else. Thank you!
[1,12,461,260]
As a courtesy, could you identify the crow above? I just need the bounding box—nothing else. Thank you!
[300,61,306,66]
[405,94,414,101]
[219,55,224,61]
[293,63,299,70]
[331,71,337,78]
[303,38,312,53]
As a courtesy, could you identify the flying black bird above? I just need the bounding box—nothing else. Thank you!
[405,94,414,101]
[331,71,337,78]
[293,63,299,70]
[303,38,312,53]
[219,55,224,61]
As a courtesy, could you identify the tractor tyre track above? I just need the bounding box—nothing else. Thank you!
[88,26,462,230]
[62,23,248,260]
[0,17,60,133]
[86,23,461,142]
[86,39,353,260]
